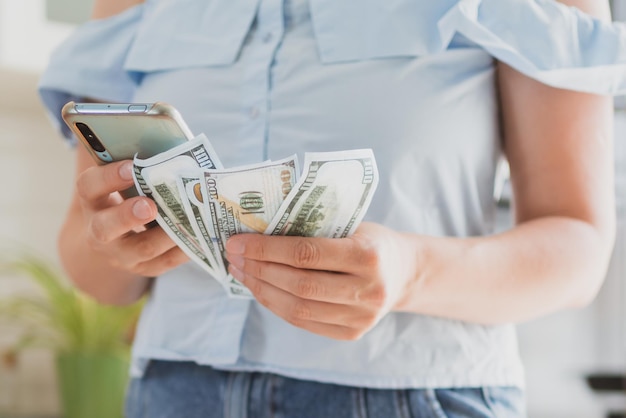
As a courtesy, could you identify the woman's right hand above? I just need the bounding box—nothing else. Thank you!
[75,158,189,278]
[57,146,188,304]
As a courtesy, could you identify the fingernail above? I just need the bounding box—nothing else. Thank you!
[119,162,134,181]
[133,200,153,220]
[226,237,245,255]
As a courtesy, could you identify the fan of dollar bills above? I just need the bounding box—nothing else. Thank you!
[132,134,379,298]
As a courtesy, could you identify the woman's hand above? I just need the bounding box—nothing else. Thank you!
[225,222,418,340]
[58,145,189,305]
[75,159,189,278]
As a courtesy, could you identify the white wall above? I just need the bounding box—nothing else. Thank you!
[0,1,74,415]
[0,0,74,72]
[0,69,74,415]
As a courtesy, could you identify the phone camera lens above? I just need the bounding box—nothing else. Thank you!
[75,122,106,153]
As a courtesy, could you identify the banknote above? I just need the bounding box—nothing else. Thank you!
[200,156,298,297]
[141,158,223,277]
[265,149,378,238]
[177,175,226,278]
[202,155,298,257]
[133,134,378,300]
[133,133,223,197]
[132,135,224,277]
[224,273,253,298]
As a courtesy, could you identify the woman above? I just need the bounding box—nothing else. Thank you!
[39,0,625,416]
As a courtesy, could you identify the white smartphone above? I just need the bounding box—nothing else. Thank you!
[61,101,194,164]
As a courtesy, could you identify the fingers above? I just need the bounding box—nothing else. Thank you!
[88,206,189,277]
[232,265,379,340]
[130,245,190,278]
[224,224,402,340]
[84,193,183,275]
[226,233,378,275]
[227,255,385,306]
[77,160,136,209]
[112,225,180,268]
[86,196,157,244]
[73,156,190,277]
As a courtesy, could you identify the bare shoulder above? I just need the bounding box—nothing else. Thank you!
[91,0,144,19]
[496,0,614,231]
[554,0,611,20]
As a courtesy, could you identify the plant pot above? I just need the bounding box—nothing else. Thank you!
[56,352,129,418]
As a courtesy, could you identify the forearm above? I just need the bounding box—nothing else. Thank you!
[396,215,615,324]
[58,209,152,305]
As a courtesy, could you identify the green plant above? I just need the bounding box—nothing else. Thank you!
[0,253,142,358]
[0,253,143,418]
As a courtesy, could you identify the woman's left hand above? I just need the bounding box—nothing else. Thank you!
[225,222,418,340]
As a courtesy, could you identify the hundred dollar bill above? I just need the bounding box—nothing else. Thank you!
[223,273,253,298]
[201,156,298,298]
[132,134,223,277]
[176,175,250,298]
[203,155,298,257]
[141,158,222,277]
[265,149,378,238]
[176,175,226,278]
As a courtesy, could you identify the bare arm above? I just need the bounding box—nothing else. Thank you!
[397,0,615,322]
[393,67,615,322]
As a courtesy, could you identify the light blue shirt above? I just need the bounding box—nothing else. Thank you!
[40,0,626,388]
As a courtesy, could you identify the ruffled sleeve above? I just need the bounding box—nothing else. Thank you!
[438,0,626,95]
[38,5,144,144]
[37,0,259,145]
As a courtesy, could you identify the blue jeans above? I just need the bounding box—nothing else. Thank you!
[125,360,526,418]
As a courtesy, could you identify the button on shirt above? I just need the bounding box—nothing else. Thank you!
[39,0,626,388]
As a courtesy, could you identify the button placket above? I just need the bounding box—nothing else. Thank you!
[239,0,285,160]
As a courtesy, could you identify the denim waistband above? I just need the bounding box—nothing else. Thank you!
[125,360,527,418]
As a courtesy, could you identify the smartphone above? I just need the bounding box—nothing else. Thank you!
[62,101,195,198]
[61,101,194,163]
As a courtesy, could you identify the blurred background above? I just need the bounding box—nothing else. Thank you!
[0,1,625,417]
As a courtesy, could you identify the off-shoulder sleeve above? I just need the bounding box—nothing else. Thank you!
[38,0,258,145]
[38,5,144,144]
[437,0,626,95]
